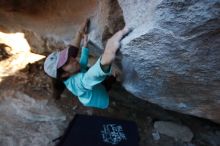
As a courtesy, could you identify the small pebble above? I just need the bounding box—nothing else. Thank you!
[152,130,160,141]
[72,105,78,110]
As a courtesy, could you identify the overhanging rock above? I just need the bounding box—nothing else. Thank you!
[118,0,220,123]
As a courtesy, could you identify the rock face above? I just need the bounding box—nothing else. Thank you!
[153,121,193,142]
[0,0,98,54]
[117,0,220,123]
[0,0,220,123]
[0,90,66,146]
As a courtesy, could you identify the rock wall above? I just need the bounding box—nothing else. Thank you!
[0,0,98,54]
[118,0,220,123]
[0,90,66,146]
[0,0,220,123]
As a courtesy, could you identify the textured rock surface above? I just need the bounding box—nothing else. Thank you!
[0,90,66,146]
[118,0,220,123]
[89,0,125,50]
[0,0,98,54]
[154,121,193,142]
[0,0,220,123]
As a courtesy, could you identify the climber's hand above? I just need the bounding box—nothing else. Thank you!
[105,27,130,54]
[101,27,132,66]
[82,34,88,48]
[79,18,90,35]
[72,18,90,48]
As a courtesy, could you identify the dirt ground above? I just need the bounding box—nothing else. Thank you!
[0,47,220,146]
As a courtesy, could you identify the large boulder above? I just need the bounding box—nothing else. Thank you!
[0,0,98,54]
[117,0,220,123]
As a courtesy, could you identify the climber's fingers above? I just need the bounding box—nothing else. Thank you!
[112,27,132,42]
[82,34,88,48]
[79,18,90,34]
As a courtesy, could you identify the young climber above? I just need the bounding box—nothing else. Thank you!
[44,20,131,109]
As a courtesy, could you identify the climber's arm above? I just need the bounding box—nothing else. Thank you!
[79,34,89,72]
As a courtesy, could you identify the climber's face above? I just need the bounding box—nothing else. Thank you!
[61,57,80,78]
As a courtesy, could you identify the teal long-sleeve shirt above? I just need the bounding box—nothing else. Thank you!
[63,47,111,109]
